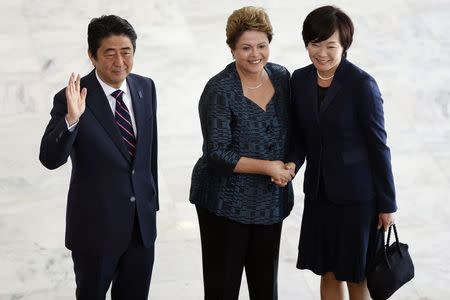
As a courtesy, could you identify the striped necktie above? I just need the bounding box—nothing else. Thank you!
[111,89,136,157]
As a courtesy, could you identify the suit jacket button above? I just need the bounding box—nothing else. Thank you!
[132,169,135,175]
[130,196,136,202]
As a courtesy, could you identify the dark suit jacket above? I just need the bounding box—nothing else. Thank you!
[39,70,158,255]
[290,58,397,213]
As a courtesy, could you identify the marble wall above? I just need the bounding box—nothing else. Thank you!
[1,0,449,299]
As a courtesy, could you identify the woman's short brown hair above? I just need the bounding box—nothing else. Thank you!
[226,6,273,49]
[302,6,354,57]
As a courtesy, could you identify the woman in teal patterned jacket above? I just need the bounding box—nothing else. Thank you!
[189,6,295,300]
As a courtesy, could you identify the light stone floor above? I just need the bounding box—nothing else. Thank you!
[1,0,449,299]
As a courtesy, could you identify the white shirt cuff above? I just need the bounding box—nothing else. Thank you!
[65,118,79,132]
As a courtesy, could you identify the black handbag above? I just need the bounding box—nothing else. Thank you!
[366,224,414,300]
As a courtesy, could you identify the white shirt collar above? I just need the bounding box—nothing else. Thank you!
[95,70,129,97]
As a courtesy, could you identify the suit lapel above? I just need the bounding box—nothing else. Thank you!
[319,59,347,116]
[304,68,320,123]
[319,79,341,115]
[127,75,147,165]
[84,70,131,162]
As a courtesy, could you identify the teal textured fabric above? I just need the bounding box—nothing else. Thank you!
[190,62,293,225]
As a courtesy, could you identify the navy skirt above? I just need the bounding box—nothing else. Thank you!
[296,183,380,283]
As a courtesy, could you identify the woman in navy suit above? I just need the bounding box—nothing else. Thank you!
[289,6,398,300]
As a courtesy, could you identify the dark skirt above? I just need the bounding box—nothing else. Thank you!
[296,185,380,283]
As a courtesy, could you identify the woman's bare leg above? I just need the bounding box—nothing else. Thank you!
[320,272,345,300]
[347,280,370,300]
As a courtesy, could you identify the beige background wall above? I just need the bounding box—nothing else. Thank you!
[1,0,449,299]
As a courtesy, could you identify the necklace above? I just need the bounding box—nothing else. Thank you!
[317,70,334,81]
[244,81,264,90]
[243,70,265,90]
[236,61,267,90]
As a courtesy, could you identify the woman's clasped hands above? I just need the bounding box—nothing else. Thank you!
[269,161,296,187]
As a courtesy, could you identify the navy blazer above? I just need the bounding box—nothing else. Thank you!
[39,70,158,255]
[290,59,397,213]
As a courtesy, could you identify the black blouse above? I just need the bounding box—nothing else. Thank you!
[317,85,328,109]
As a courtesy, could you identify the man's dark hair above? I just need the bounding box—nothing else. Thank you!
[88,15,137,59]
[302,6,354,58]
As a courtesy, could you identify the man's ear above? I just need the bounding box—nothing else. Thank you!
[88,50,96,66]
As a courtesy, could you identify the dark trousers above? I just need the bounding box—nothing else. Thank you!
[71,217,154,300]
[196,206,283,300]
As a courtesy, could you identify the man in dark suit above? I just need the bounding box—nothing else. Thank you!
[39,15,158,300]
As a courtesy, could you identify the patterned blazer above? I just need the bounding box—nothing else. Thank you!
[190,62,293,224]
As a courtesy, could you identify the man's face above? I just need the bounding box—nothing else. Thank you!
[89,34,134,88]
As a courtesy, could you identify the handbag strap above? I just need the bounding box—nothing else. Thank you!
[386,225,392,244]
[376,224,403,269]
[386,224,403,256]
[381,229,391,269]
[380,224,403,262]
[375,228,391,269]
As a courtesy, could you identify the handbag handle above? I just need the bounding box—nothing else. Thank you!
[386,224,403,257]
[377,224,403,269]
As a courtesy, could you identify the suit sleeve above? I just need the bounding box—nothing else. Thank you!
[39,90,78,170]
[357,77,397,213]
[150,79,159,211]
[200,87,240,176]
[287,72,306,173]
